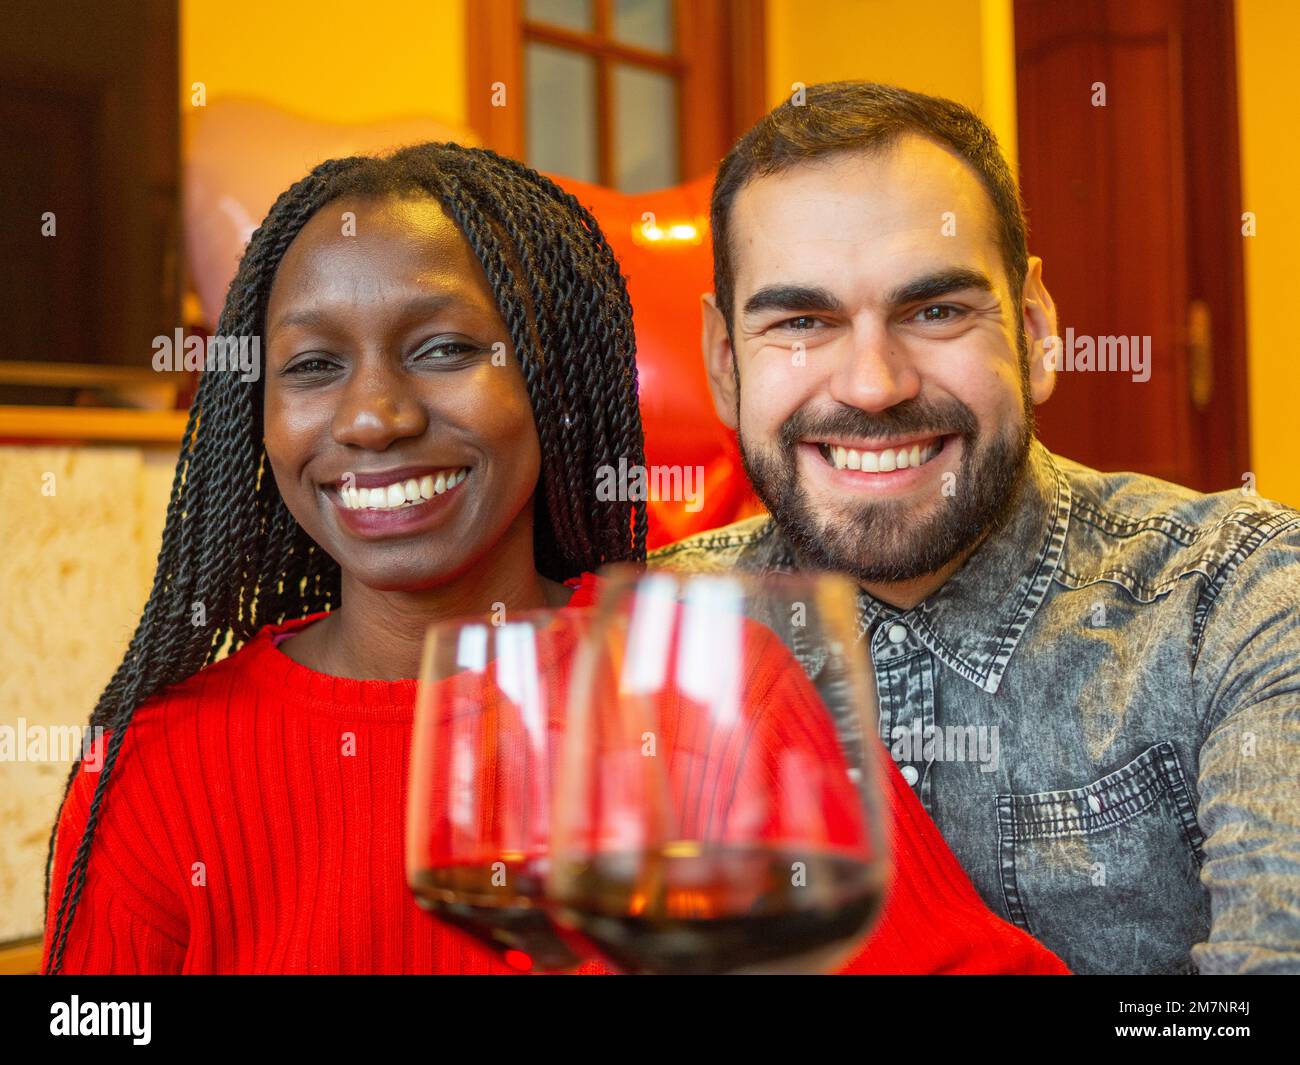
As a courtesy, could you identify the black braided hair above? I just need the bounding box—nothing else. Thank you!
[42,143,648,974]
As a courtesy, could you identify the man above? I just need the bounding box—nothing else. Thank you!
[648,81,1300,974]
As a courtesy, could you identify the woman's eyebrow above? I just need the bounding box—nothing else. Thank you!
[268,292,467,334]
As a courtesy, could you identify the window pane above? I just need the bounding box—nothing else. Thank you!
[613,63,678,193]
[612,0,673,53]
[525,0,593,32]
[526,43,598,185]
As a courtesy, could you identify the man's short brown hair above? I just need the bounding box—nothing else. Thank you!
[710,81,1030,336]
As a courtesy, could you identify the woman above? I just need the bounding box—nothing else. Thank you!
[42,143,1066,974]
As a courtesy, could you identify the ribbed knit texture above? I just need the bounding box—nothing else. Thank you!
[44,572,1068,975]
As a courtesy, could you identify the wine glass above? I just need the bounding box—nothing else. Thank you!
[547,566,890,975]
[406,608,594,973]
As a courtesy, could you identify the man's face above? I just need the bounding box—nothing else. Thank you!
[709,135,1053,584]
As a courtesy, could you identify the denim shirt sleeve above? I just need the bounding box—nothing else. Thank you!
[1191,516,1300,974]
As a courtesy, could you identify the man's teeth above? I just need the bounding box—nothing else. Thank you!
[338,468,469,510]
[824,440,942,472]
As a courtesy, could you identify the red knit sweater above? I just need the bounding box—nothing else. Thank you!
[43,572,1068,975]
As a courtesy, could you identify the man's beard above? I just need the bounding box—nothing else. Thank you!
[737,368,1036,585]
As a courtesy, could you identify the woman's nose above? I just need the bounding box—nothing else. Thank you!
[331,362,427,450]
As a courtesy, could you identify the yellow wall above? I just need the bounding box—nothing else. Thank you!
[1236,0,1300,507]
[180,0,467,125]
[764,0,1018,167]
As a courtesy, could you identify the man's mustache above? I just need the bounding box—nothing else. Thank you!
[777,399,979,452]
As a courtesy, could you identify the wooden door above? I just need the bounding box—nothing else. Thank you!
[1014,0,1249,492]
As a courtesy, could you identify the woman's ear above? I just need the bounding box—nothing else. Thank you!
[1022,256,1058,406]
[701,293,739,429]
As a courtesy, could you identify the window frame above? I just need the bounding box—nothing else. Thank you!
[466,0,766,188]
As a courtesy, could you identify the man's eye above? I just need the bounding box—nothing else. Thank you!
[912,304,962,323]
[776,316,823,332]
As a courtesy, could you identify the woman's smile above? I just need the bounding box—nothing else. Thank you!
[263,194,548,589]
[323,464,473,540]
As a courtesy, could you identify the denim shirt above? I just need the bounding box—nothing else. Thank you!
[647,439,1300,974]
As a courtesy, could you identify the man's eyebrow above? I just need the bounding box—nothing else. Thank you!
[886,268,995,307]
[741,284,845,319]
[268,292,463,334]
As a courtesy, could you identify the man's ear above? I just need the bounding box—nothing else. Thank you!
[1022,255,1058,406]
[701,292,739,430]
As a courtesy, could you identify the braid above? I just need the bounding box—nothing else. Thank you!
[44,156,365,972]
[436,145,647,570]
[432,156,593,570]
[43,143,647,972]
[488,150,647,561]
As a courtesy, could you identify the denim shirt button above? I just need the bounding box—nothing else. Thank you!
[901,765,920,786]
[1087,793,1102,813]
[887,623,909,644]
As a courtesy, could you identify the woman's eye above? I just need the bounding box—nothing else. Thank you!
[412,338,481,361]
[285,355,336,375]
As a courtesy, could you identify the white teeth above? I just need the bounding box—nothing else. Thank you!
[823,440,943,473]
[337,468,469,509]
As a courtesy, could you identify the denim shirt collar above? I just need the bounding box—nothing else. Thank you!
[773,438,1072,694]
[904,440,1072,693]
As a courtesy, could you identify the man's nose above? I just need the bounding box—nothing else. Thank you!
[331,360,427,450]
[826,320,922,412]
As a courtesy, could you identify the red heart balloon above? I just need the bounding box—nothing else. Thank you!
[549,173,763,549]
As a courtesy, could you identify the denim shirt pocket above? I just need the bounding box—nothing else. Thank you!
[995,741,1210,974]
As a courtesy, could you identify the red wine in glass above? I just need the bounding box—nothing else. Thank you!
[548,567,890,974]
[407,610,594,974]
[411,856,581,973]
[553,843,886,975]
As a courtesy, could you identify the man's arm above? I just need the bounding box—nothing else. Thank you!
[1192,514,1300,974]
